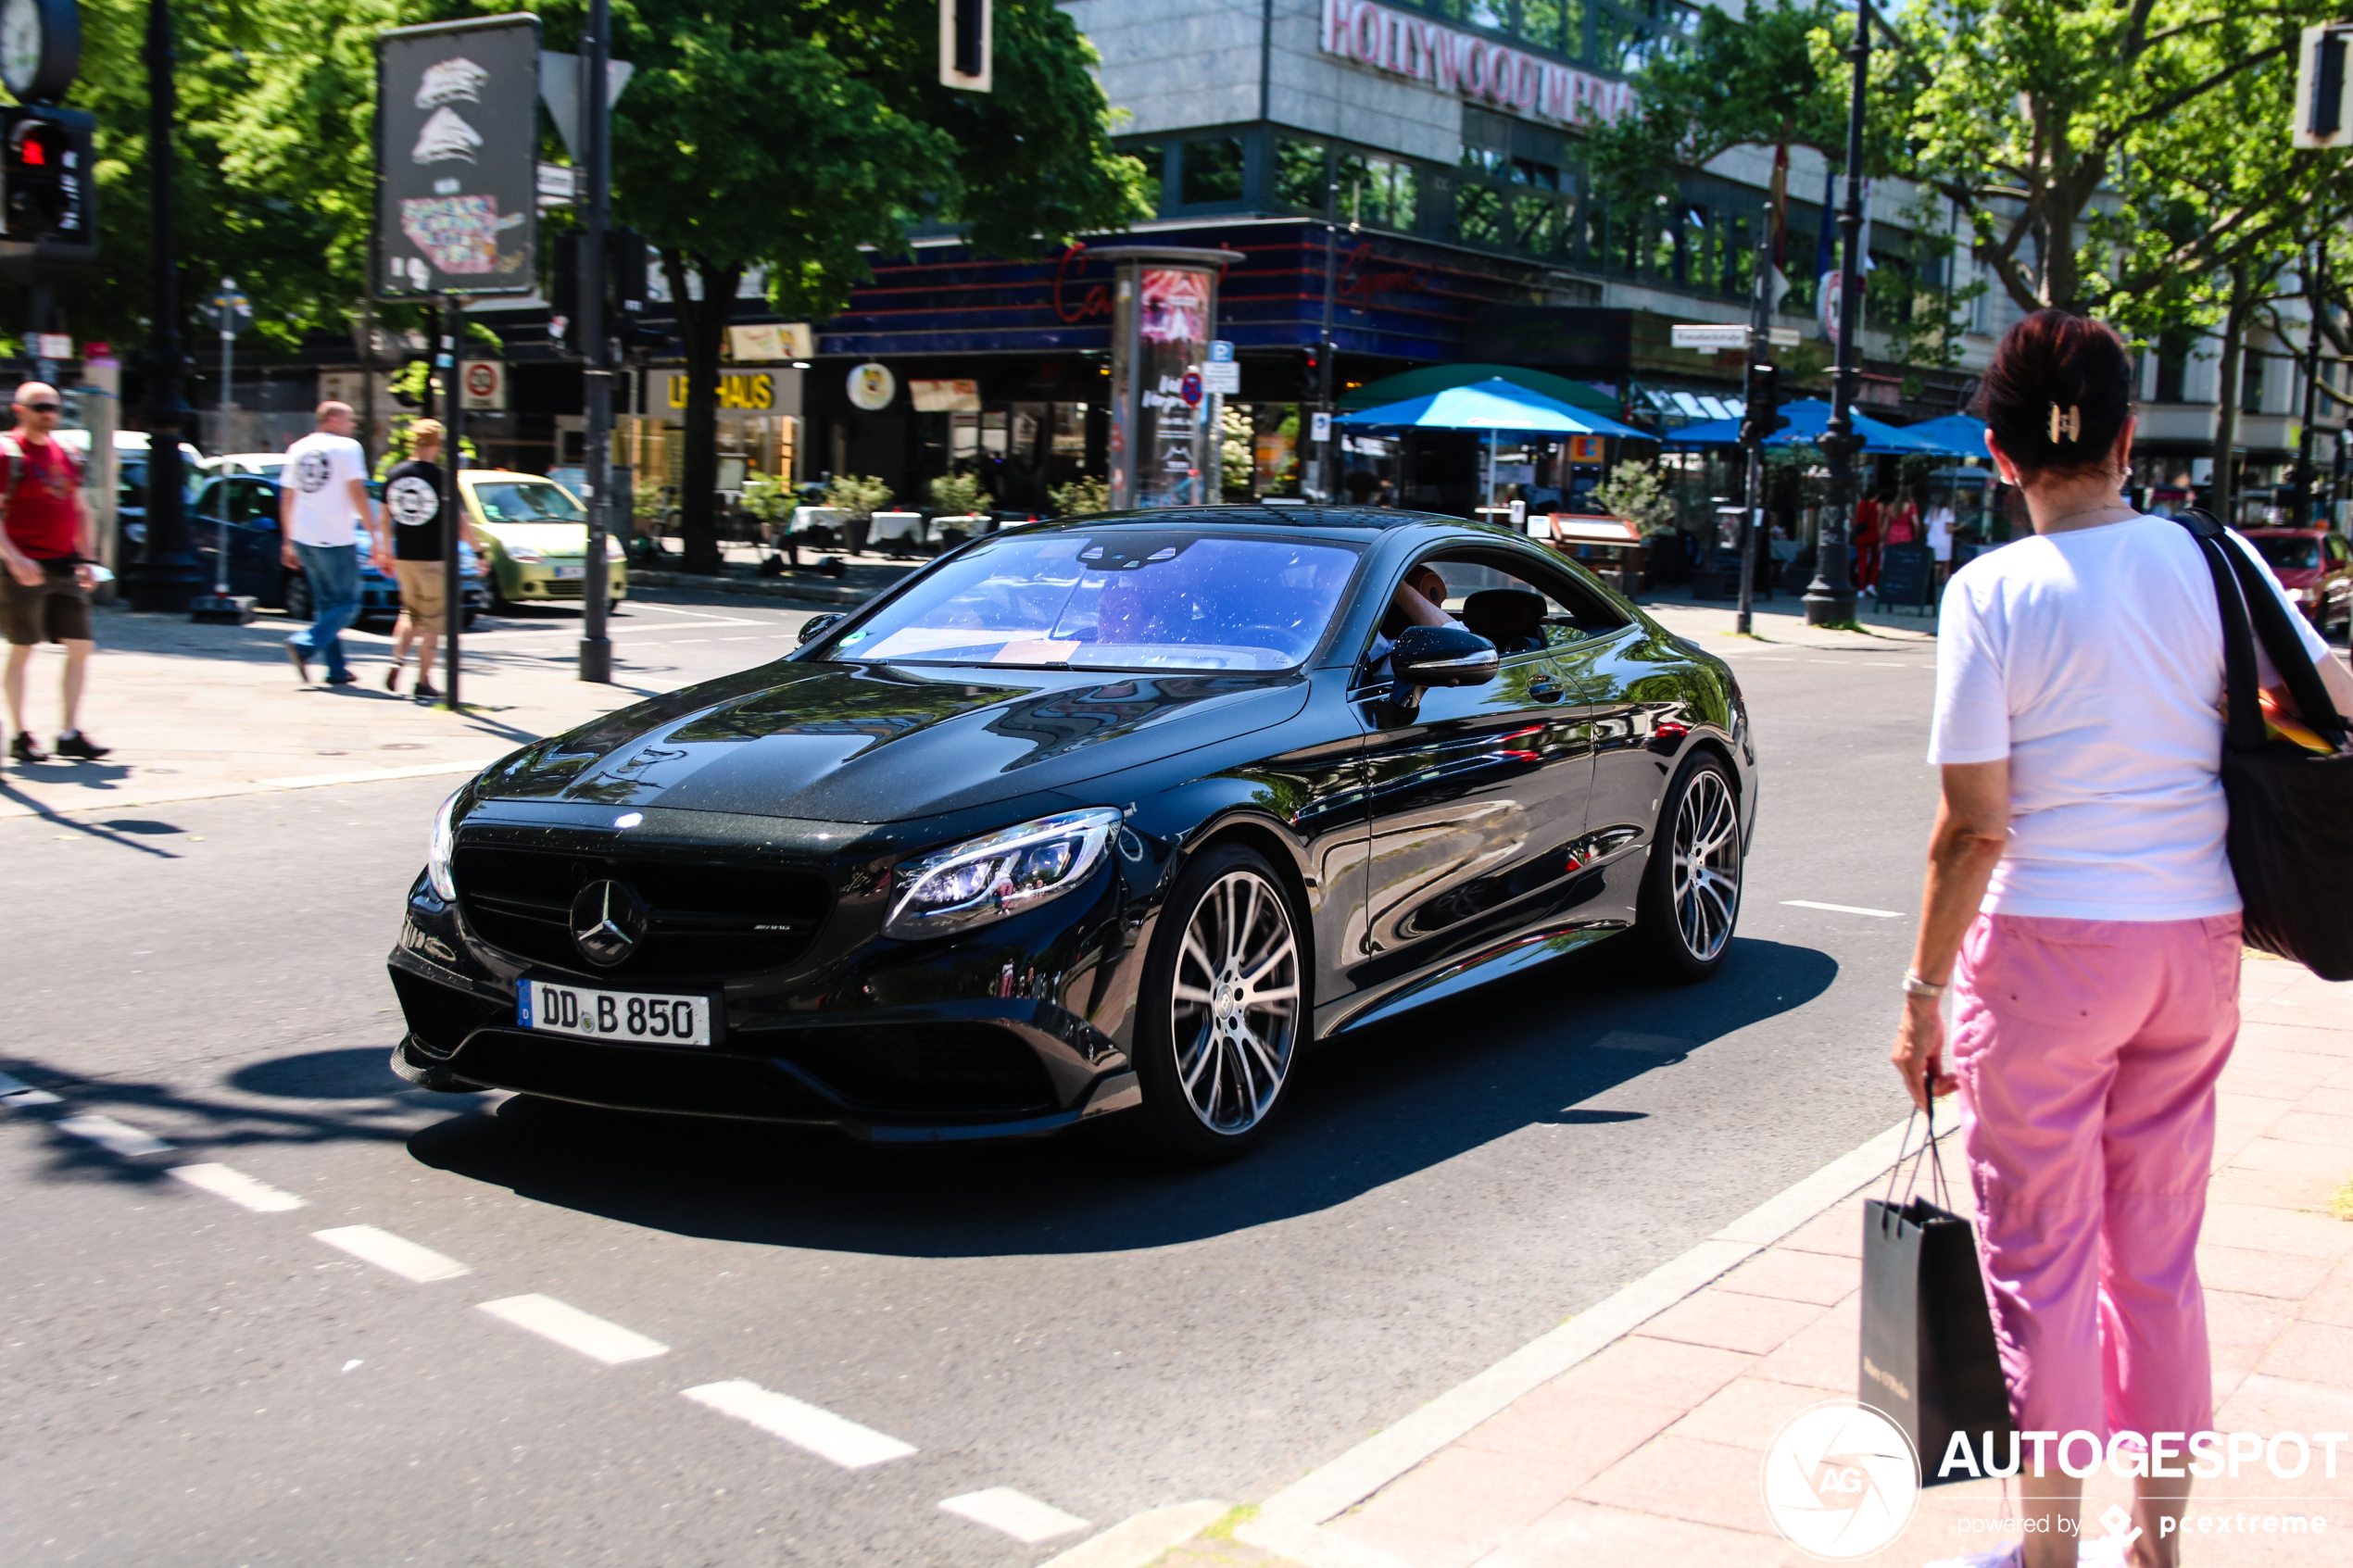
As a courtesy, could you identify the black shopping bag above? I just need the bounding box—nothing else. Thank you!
[1859,1109,2015,1486]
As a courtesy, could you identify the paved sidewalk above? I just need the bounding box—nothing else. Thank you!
[1637,583,1942,651]
[0,597,825,821]
[1132,955,2351,1568]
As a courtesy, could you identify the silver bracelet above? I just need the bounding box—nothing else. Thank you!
[1902,970,1946,1000]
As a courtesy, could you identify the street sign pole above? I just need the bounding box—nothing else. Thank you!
[1804,0,1869,628]
[577,0,613,683]
[1737,207,1773,636]
[441,295,464,709]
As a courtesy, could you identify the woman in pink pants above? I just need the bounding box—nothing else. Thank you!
[1894,312,2353,1568]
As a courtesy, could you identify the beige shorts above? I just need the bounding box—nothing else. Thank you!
[394,559,449,635]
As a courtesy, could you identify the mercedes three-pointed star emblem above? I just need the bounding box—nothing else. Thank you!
[569,879,649,968]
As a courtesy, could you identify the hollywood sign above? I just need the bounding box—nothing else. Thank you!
[1320,0,1634,127]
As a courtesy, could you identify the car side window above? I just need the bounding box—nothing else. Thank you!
[228,480,271,526]
[1424,551,1628,651]
[2331,535,2349,565]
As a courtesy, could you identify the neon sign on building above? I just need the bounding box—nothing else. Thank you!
[1319,0,1634,127]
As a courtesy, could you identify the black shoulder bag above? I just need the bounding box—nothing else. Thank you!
[2171,508,2353,979]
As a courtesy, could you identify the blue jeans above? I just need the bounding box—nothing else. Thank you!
[289,542,361,679]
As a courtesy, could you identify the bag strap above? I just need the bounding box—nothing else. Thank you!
[1881,1095,1957,1212]
[2170,508,2346,750]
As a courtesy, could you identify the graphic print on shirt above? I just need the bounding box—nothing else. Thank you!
[387,476,438,528]
[296,449,335,494]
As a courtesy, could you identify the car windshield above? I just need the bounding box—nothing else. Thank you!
[472,480,585,523]
[828,531,1365,671]
[2254,535,2321,570]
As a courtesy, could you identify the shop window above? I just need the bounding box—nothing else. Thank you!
[2154,328,2192,402]
[1457,186,1505,245]
[1650,216,1677,280]
[1276,139,1327,210]
[1723,218,1753,295]
[2243,353,2264,414]
[1680,205,1708,288]
[1180,138,1245,207]
[1509,157,1561,191]
[1461,146,1507,177]
[1863,252,1913,332]
[1518,0,1586,56]
[1579,198,1609,269]
[1512,193,1561,255]
[1337,152,1419,231]
[1781,228,1817,311]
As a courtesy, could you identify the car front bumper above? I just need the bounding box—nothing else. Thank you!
[498,562,629,601]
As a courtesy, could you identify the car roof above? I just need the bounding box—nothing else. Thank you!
[1018,505,1521,543]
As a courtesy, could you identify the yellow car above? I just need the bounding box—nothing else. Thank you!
[460,470,630,611]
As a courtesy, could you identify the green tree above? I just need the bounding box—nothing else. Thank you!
[557,0,1148,571]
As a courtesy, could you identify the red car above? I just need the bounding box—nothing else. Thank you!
[2242,527,2353,639]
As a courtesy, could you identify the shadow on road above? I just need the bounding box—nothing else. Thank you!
[400,934,1836,1257]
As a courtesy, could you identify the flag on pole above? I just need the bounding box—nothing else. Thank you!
[1814,167,1839,343]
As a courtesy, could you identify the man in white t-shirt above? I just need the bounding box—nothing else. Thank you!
[1924,497,1956,588]
[278,401,384,685]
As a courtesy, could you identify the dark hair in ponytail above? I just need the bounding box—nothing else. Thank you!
[1970,309,2133,483]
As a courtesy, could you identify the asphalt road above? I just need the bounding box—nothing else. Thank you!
[0,605,1951,1567]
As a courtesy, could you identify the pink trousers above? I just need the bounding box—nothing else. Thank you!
[1949,911,2243,1440]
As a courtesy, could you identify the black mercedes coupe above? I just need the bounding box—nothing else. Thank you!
[387,508,1755,1161]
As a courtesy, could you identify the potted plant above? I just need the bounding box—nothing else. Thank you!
[928,471,993,546]
[824,474,893,556]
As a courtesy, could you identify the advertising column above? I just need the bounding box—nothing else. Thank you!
[1093,246,1240,509]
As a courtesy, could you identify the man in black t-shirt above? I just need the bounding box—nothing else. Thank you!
[383,420,486,700]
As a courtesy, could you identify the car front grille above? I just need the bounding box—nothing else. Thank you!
[452,843,831,979]
[765,1023,1060,1117]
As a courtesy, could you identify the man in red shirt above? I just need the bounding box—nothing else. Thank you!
[0,381,107,762]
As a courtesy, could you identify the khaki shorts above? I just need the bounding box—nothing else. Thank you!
[2,558,91,646]
[394,559,450,635]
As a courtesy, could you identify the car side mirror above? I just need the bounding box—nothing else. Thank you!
[797,612,845,646]
[1389,623,1498,709]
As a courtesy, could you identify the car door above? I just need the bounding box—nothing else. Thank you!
[1347,553,1597,994]
[222,479,283,598]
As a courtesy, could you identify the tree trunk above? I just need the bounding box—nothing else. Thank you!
[661,248,744,575]
[2211,263,2251,524]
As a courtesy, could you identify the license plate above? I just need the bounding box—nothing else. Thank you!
[516,978,715,1046]
[550,565,585,580]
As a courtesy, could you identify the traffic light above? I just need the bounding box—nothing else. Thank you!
[550,228,654,353]
[1741,361,1789,446]
[0,105,94,274]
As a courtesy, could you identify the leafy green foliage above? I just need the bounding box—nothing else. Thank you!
[1049,475,1112,515]
[928,471,990,516]
[740,469,796,524]
[1590,461,1679,535]
[824,473,892,520]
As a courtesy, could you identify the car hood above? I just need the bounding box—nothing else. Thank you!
[480,521,587,554]
[474,659,1313,822]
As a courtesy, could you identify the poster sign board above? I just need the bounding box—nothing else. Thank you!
[374,15,541,297]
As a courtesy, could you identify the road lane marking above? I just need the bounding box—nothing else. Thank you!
[1781,898,1903,918]
[478,1294,668,1363]
[55,1114,174,1156]
[170,1162,305,1212]
[0,1069,62,1106]
[255,759,497,791]
[939,1488,1090,1543]
[682,1380,917,1468]
[315,1225,471,1282]
[1861,660,1917,667]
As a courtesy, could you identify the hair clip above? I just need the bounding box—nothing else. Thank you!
[2049,403,2081,444]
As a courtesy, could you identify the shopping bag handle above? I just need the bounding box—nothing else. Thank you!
[1882,1094,1956,1213]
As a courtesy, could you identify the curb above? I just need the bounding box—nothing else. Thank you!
[1038,1500,1231,1568]
[1253,1114,1916,1531]
[629,568,904,607]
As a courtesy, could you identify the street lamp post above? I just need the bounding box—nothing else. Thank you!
[577,0,614,684]
[125,0,203,614]
[2295,239,2326,524]
[1736,203,1775,636]
[1802,0,1869,628]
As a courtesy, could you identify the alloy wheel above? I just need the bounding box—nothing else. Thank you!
[1169,868,1300,1135]
[1670,767,1742,962]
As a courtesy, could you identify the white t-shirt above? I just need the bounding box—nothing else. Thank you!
[282,432,369,547]
[1928,513,2330,920]
[1925,505,1956,562]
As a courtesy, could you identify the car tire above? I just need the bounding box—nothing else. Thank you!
[486,575,511,614]
[283,571,312,621]
[1631,750,1743,984]
[1126,841,1308,1165]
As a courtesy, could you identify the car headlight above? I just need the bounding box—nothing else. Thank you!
[883,807,1121,940]
[427,793,459,901]
[506,543,545,563]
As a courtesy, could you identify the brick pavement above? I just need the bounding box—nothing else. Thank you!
[1130,957,2353,1568]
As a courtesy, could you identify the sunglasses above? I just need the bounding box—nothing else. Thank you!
[19,403,59,414]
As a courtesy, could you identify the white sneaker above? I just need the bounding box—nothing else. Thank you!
[1921,1547,2021,1568]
